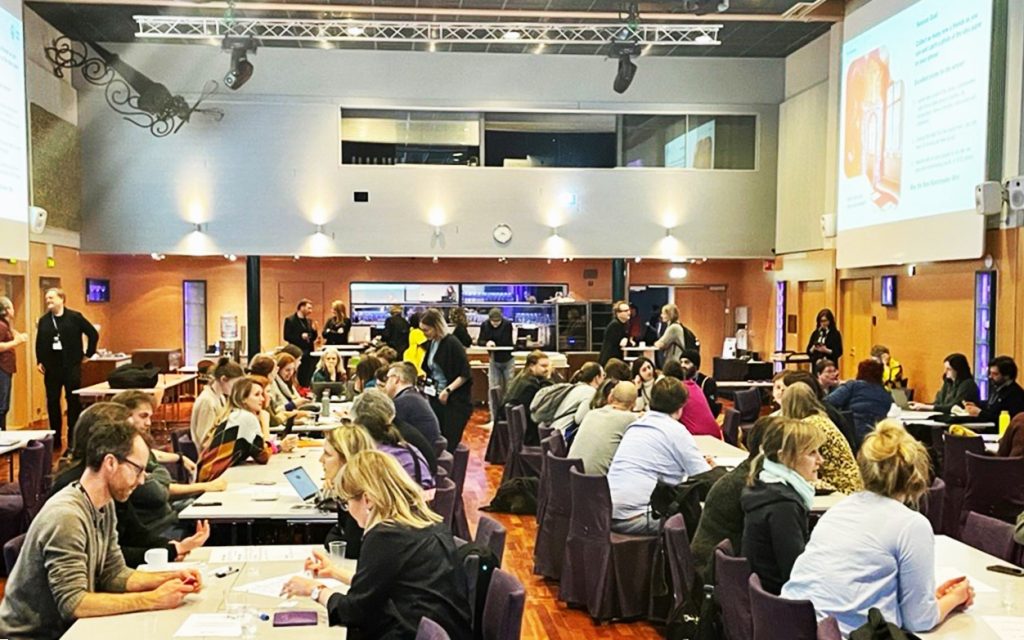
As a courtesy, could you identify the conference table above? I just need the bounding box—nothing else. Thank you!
[72,373,199,422]
[919,535,1024,639]
[0,429,55,481]
[179,445,335,537]
[62,545,352,639]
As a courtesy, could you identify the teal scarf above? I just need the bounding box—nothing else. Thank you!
[759,459,815,509]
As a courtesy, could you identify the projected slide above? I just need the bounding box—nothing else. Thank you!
[0,0,28,260]
[838,0,992,231]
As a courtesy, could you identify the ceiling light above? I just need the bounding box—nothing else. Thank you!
[192,223,205,233]
[502,30,522,40]
[550,226,560,237]
[669,266,688,279]
[614,52,637,93]
[634,256,642,263]
[222,37,256,91]
[150,253,165,261]
[534,43,546,54]
[432,256,439,263]
[365,255,372,262]
[345,25,366,37]
[225,254,237,262]
[694,33,715,45]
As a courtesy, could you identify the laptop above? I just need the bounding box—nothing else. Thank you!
[283,466,320,502]
[891,388,910,410]
[311,381,346,400]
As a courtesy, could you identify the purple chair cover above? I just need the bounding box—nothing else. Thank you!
[961,511,1020,563]
[429,477,457,528]
[475,515,507,566]
[749,573,819,640]
[501,405,542,483]
[941,432,985,537]
[3,532,26,576]
[721,408,741,447]
[37,434,54,495]
[919,477,945,534]
[537,434,560,524]
[538,425,554,442]
[451,444,472,541]
[662,514,697,612]
[734,388,761,423]
[559,468,658,621]
[170,430,200,465]
[714,540,753,640]
[961,452,1024,533]
[437,450,455,476]
[485,387,510,465]
[533,453,584,581]
[17,441,47,525]
[548,431,567,458]
[482,568,526,640]
[415,617,451,640]
[433,437,449,458]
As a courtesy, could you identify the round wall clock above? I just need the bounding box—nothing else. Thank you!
[492,224,513,245]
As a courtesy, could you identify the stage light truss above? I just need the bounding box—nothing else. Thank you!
[133,16,723,47]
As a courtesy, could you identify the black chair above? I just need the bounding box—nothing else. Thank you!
[721,407,741,447]
[733,388,761,424]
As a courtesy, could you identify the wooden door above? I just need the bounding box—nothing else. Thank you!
[278,282,325,345]
[839,278,873,379]
[675,287,728,359]
[798,280,826,355]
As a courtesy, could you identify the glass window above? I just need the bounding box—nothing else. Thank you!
[622,114,756,170]
[484,113,617,168]
[341,109,480,166]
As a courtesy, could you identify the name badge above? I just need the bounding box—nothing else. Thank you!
[52,335,63,351]
[424,385,437,398]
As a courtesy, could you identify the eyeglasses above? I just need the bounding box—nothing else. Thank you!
[339,494,363,512]
[118,456,147,480]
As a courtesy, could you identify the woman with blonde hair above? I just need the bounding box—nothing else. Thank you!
[420,308,473,452]
[781,382,863,495]
[282,450,472,639]
[741,419,824,594]
[312,347,345,383]
[783,420,974,635]
[320,424,376,557]
[323,300,352,346]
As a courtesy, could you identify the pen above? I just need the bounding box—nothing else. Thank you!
[215,566,240,578]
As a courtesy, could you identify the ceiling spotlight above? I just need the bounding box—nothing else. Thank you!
[614,51,638,94]
[225,254,238,262]
[365,255,372,262]
[222,37,256,91]
[669,266,688,279]
[192,223,205,233]
[502,30,522,40]
[634,256,642,263]
[432,256,439,264]
[292,255,300,261]
[694,33,716,45]
[345,25,366,37]
[150,252,165,261]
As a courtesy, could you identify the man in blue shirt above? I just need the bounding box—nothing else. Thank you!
[384,361,441,443]
[607,376,712,534]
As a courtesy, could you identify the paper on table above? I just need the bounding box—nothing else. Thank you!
[934,566,998,593]
[714,456,747,468]
[209,546,315,563]
[174,614,242,637]
[981,617,1024,640]
[233,572,346,599]
[137,561,202,572]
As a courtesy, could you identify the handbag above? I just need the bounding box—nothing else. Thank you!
[107,363,160,389]
[849,608,922,640]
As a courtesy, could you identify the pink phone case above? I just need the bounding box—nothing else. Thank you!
[272,610,319,627]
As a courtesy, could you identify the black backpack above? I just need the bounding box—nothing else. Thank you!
[107,363,159,389]
[456,542,501,640]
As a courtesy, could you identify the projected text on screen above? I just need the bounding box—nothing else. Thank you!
[837,0,992,232]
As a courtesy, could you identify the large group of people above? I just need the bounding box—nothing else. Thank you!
[3,295,1024,640]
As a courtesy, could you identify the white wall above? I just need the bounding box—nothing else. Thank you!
[70,43,783,258]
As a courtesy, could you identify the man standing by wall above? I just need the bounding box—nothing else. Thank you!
[283,298,318,388]
[36,288,99,448]
[599,301,633,366]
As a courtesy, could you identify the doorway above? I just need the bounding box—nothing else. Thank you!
[675,287,728,359]
[798,281,826,354]
[840,278,873,379]
[628,286,669,342]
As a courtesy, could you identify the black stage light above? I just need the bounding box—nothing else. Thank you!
[223,38,256,90]
[613,50,637,94]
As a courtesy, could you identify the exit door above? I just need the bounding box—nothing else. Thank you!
[840,278,873,379]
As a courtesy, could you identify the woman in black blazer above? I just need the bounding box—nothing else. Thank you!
[806,308,843,367]
[419,308,472,452]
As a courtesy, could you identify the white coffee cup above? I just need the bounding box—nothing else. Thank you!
[144,547,169,567]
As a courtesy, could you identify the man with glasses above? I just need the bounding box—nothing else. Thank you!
[599,300,634,366]
[0,421,201,638]
[383,361,441,443]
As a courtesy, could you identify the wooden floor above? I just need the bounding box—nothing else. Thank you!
[0,408,663,638]
[461,410,662,640]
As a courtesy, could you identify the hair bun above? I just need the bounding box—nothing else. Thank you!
[216,356,230,367]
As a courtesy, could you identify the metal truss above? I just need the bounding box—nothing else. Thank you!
[134,16,722,47]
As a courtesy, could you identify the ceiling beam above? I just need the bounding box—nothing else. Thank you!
[28,0,845,23]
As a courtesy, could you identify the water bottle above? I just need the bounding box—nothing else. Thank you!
[322,390,331,418]
[999,410,1010,436]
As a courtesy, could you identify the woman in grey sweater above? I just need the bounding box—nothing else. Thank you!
[653,303,698,366]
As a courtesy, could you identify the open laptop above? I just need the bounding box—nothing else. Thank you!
[283,466,320,502]
[311,381,346,400]
[891,388,911,410]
